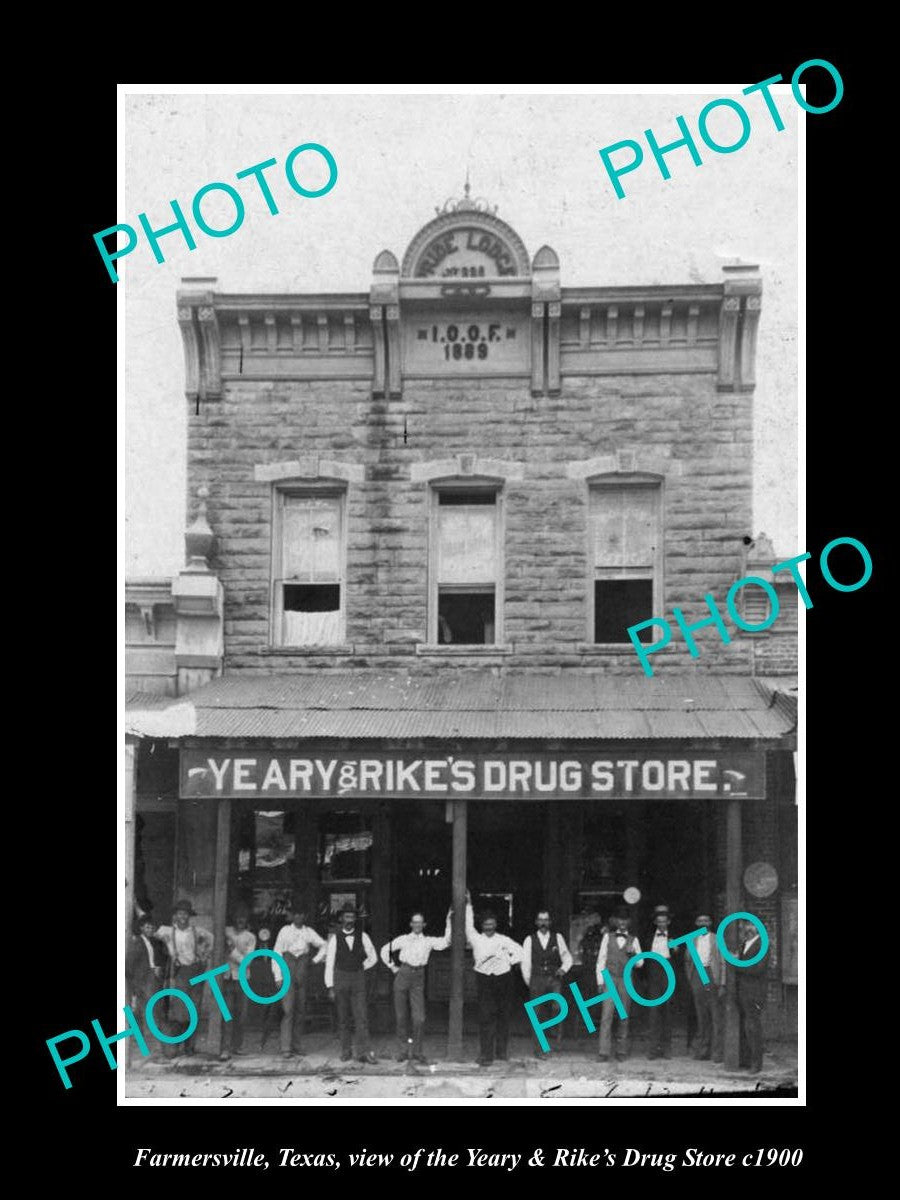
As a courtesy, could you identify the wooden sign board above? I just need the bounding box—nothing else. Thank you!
[181,750,766,801]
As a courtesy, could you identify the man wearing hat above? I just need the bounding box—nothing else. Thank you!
[595,910,642,1062]
[684,912,725,1062]
[156,900,213,1053]
[734,916,768,1073]
[126,914,169,1053]
[645,904,681,1060]
[272,908,328,1059]
[323,906,378,1063]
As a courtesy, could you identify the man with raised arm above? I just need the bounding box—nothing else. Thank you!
[455,891,524,1067]
[381,909,452,1065]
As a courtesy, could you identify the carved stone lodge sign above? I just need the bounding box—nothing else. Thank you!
[414,226,520,278]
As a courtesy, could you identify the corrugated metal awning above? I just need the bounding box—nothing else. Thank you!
[125,671,796,742]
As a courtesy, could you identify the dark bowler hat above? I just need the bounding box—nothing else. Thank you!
[695,913,713,927]
[172,898,196,917]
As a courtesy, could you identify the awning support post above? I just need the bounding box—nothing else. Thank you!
[724,796,742,1070]
[448,799,468,1061]
[207,797,231,1056]
[123,739,137,1069]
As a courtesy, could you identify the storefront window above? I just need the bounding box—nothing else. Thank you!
[319,811,373,882]
[580,812,626,888]
[236,809,298,929]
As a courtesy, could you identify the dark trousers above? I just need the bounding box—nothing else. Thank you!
[736,983,766,1070]
[644,961,673,1056]
[689,978,722,1060]
[476,972,511,1062]
[280,953,309,1054]
[530,975,564,1045]
[170,963,205,1052]
[393,965,426,1056]
[222,978,248,1054]
[132,983,158,1053]
[334,969,370,1056]
[598,979,632,1058]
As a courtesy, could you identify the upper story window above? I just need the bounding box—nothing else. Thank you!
[431,485,502,645]
[272,489,346,646]
[590,479,661,644]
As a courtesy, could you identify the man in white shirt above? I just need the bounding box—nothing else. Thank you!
[459,895,524,1067]
[684,912,725,1062]
[156,899,213,1055]
[381,910,452,1064]
[272,908,327,1059]
[220,912,256,1061]
[595,911,642,1062]
[646,903,681,1060]
[323,907,378,1063]
[521,910,573,1055]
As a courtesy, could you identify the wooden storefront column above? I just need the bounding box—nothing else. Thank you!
[448,799,468,1061]
[207,797,232,1055]
[724,797,742,1070]
[123,739,137,1068]
[544,803,561,920]
[371,805,391,952]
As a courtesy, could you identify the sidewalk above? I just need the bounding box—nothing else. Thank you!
[124,1033,797,1099]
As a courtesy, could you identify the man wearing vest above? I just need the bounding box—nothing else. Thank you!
[684,912,725,1062]
[521,910,573,1055]
[595,911,643,1062]
[734,917,769,1074]
[381,910,452,1065]
[156,899,213,1055]
[645,903,681,1060]
[323,906,378,1063]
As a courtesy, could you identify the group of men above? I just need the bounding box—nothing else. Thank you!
[126,896,768,1073]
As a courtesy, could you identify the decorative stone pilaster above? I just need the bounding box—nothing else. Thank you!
[197,306,222,397]
[719,263,763,392]
[370,250,400,399]
[172,486,223,695]
[532,245,560,396]
[177,307,200,402]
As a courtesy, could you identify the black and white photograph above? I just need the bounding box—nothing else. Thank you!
[119,85,801,1105]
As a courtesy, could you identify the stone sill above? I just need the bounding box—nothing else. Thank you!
[260,644,355,656]
[576,643,643,654]
[415,644,513,657]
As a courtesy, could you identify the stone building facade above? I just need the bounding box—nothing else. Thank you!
[126,192,797,1064]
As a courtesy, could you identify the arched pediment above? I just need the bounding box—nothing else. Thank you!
[401,202,530,280]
